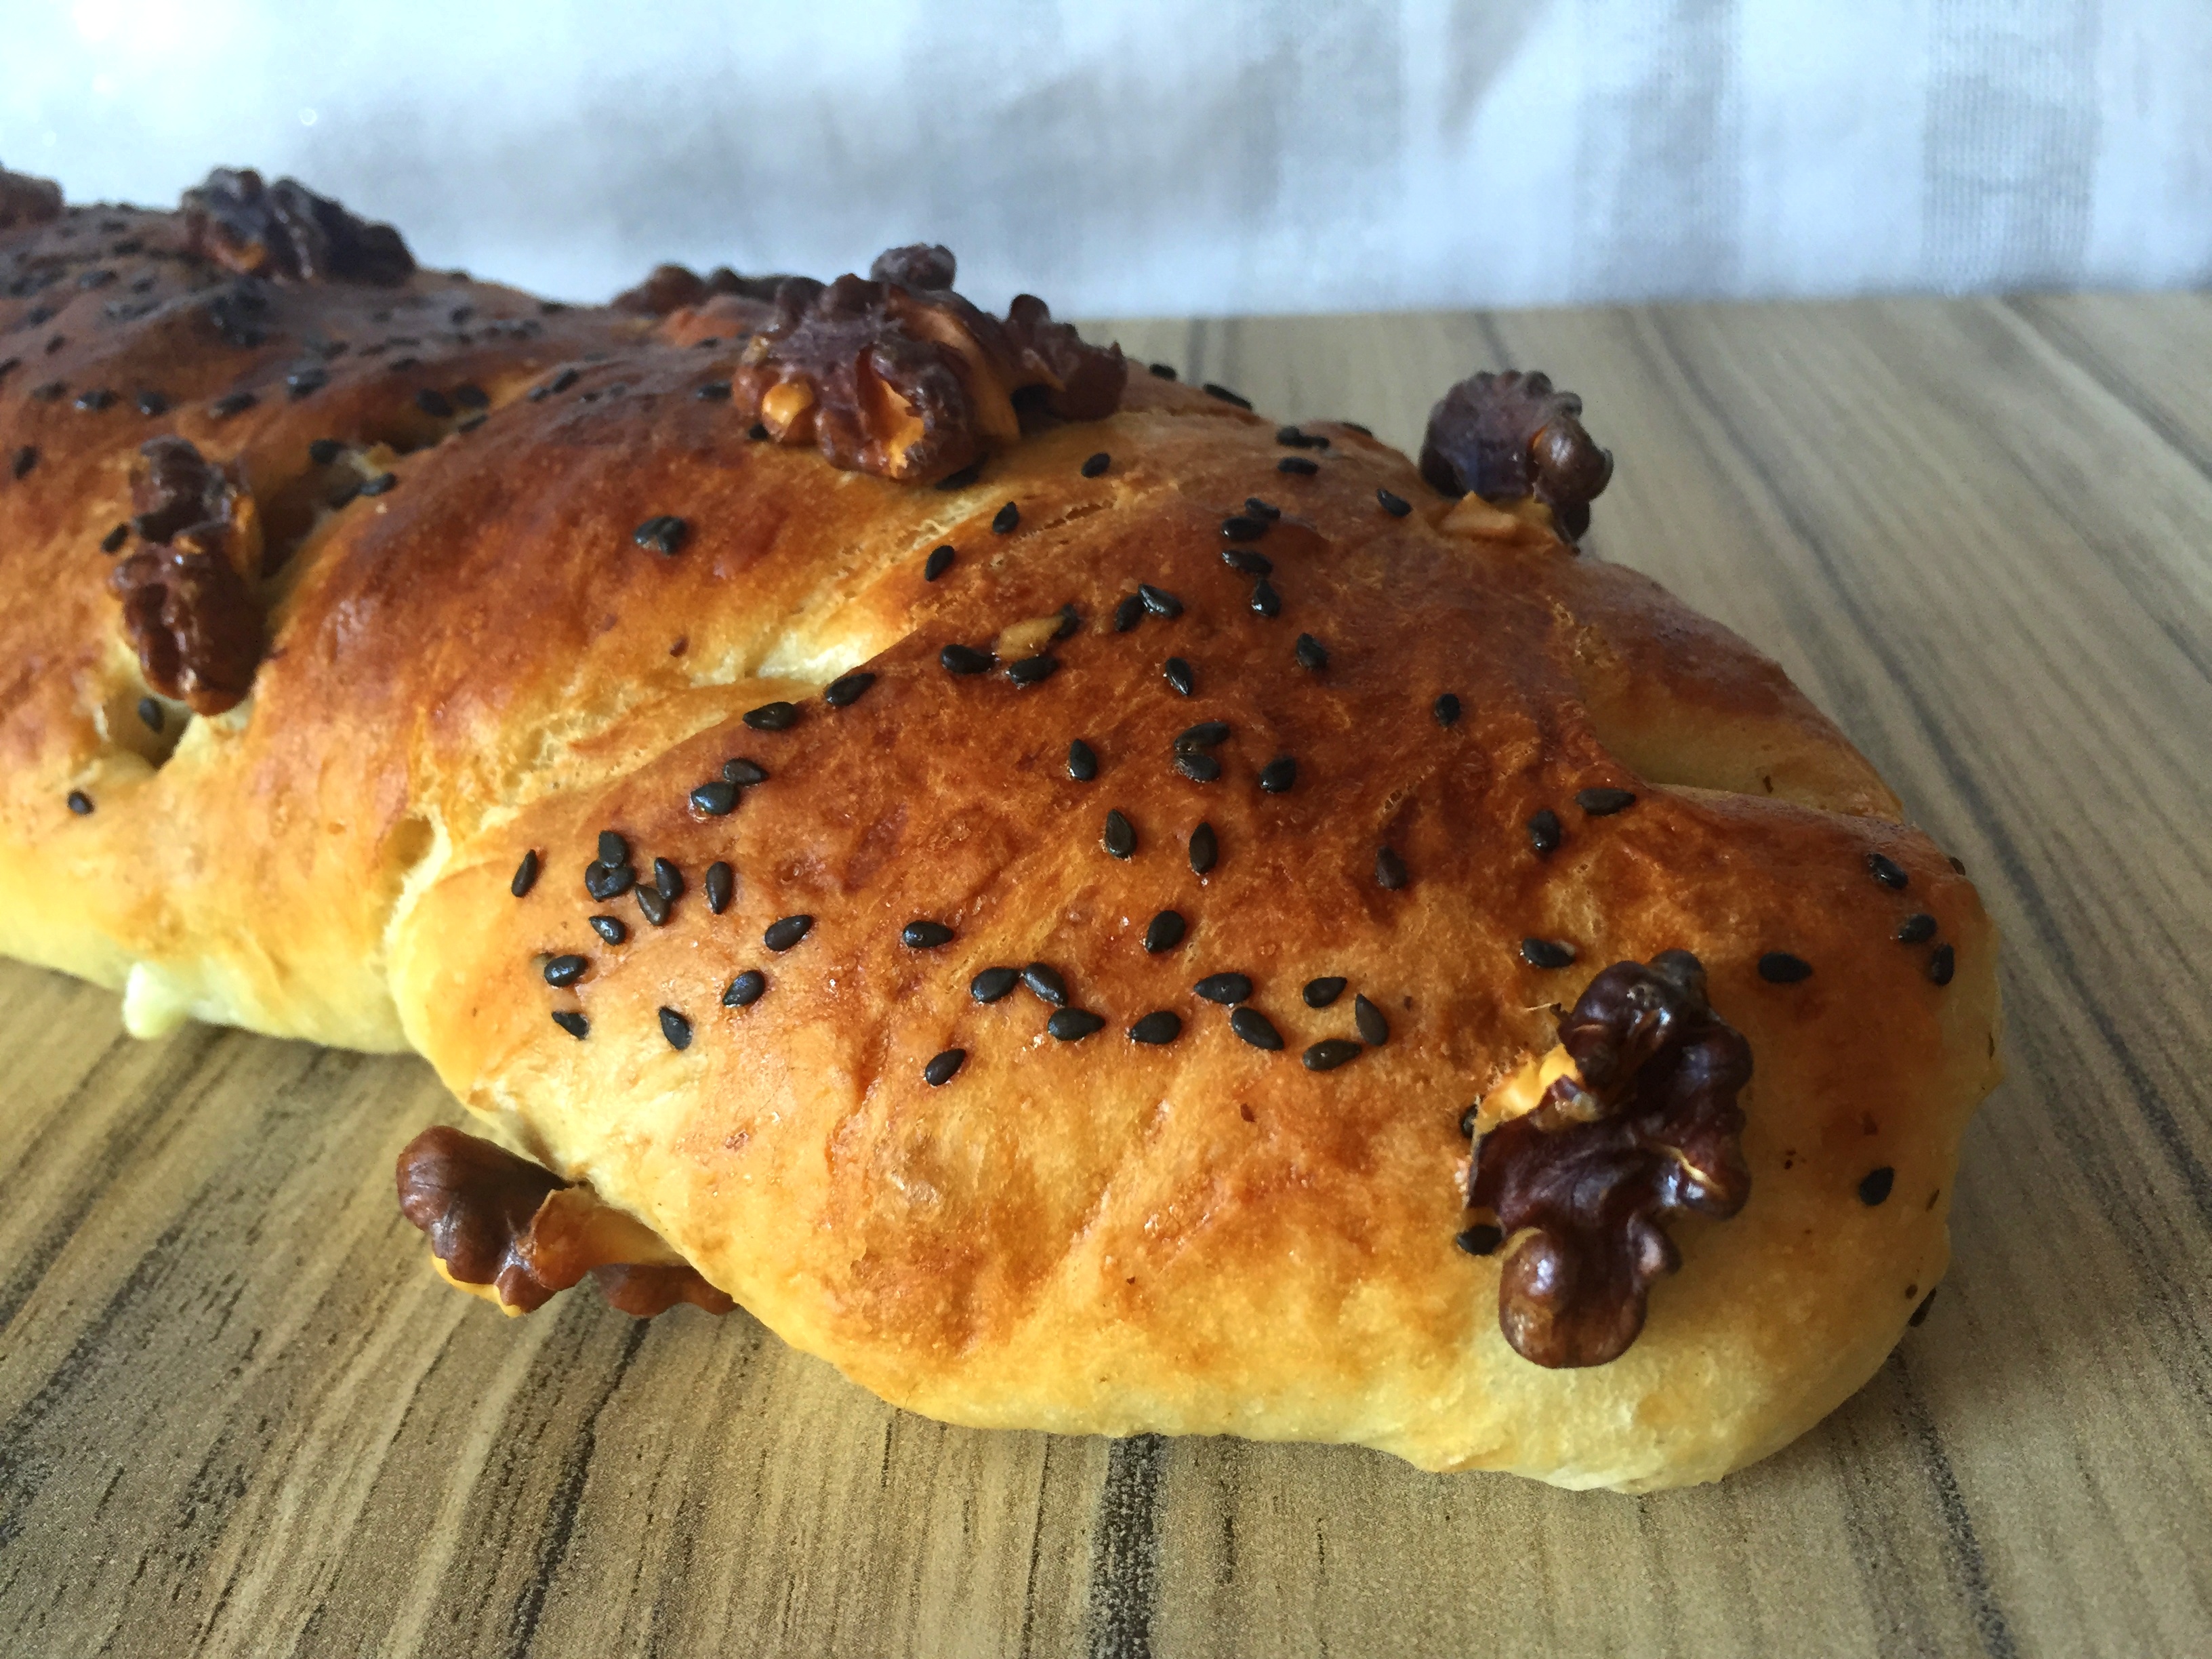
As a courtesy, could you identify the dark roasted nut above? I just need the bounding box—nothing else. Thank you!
[0,165,64,229]
[613,262,712,316]
[109,437,263,714]
[1467,949,1751,1368]
[180,167,414,285]
[1418,369,1614,539]
[731,247,1125,483]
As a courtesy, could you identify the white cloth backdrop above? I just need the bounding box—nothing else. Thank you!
[5,0,2207,316]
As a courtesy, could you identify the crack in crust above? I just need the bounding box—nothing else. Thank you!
[180,167,415,285]
[0,165,63,230]
[1419,369,1614,539]
[109,438,264,715]
[731,244,1126,482]
[395,1126,734,1317]
[1469,949,1751,1368]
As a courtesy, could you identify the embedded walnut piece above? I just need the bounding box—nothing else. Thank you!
[0,164,63,229]
[180,167,414,285]
[1419,369,1614,540]
[733,245,1126,481]
[108,437,264,714]
[613,261,798,316]
[395,1125,733,1317]
[1467,949,1751,1368]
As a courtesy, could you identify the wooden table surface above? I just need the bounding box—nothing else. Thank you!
[5,292,2211,1659]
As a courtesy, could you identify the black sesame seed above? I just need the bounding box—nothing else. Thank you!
[1144,910,1187,953]
[764,914,813,952]
[1276,456,1319,476]
[1949,856,1967,874]
[1067,739,1099,781]
[210,391,257,419]
[9,446,37,480]
[636,884,671,926]
[1520,938,1576,970]
[940,642,994,675]
[1103,808,1136,859]
[903,920,955,949]
[552,1010,590,1040]
[1222,547,1273,576]
[1048,1008,1106,1041]
[28,382,62,404]
[747,422,770,441]
[1458,1104,1479,1138]
[1303,1039,1362,1071]
[1866,851,1910,890]
[453,383,489,410]
[924,1048,967,1086]
[548,368,580,394]
[1274,426,1319,449]
[598,830,630,866]
[590,914,628,945]
[1528,808,1562,855]
[1130,1010,1183,1046]
[658,1007,693,1050]
[100,522,129,553]
[414,387,453,417]
[1164,658,1195,697]
[721,758,769,785]
[1759,951,1814,984]
[991,501,1021,534]
[1202,383,1252,409]
[1250,579,1282,617]
[690,779,739,815]
[1896,913,1938,944]
[1149,363,1177,380]
[695,380,733,401]
[1176,721,1231,752]
[1928,943,1956,986]
[1294,634,1328,672]
[1245,496,1283,519]
[1022,963,1068,1006]
[1006,654,1059,687]
[653,858,683,902]
[1174,752,1221,783]
[1189,821,1218,875]
[1576,787,1637,815]
[510,849,540,898]
[544,954,588,987]
[1258,756,1298,794]
[135,390,169,416]
[1304,977,1346,1008]
[823,670,876,708]
[1193,972,1252,1004]
[971,966,1019,1004]
[924,544,955,581]
[1054,604,1082,640]
[743,701,799,731]
[722,969,767,1007]
[935,462,983,490]
[1433,693,1462,727]
[65,789,93,815]
[1139,583,1185,619]
[584,861,634,901]
[358,472,397,497]
[704,861,733,915]
[1859,1166,1895,1206]
[1221,515,1268,541]
[1455,1225,1504,1257]
[1910,1289,1938,1327]
[1081,451,1111,478]
[308,437,344,466]
[75,387,118,411]
[1353,994,1389,1046]
[1375,847,1408,890]
[1113,594,1145,632]
[1376,489,1411,517]
[284,368,327,399]
[634,514,688,556]
[1229,1007,1284,1050]
[136,696,161,731]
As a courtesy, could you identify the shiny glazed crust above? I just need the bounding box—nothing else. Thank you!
[0,174,1999,1490]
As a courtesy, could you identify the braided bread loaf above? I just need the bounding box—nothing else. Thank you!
[0,165,1999,1490]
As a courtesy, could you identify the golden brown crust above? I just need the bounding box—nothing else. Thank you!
[1,178,2000,1489]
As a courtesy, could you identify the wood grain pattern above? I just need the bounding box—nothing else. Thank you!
[4,294,2209,1658]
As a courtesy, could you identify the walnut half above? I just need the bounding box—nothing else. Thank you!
[1467,949,1751,1368]
[1419,369,1613,540]
[108,438,264,715]
[395,1126,734,1317]
[180,167,414,285]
